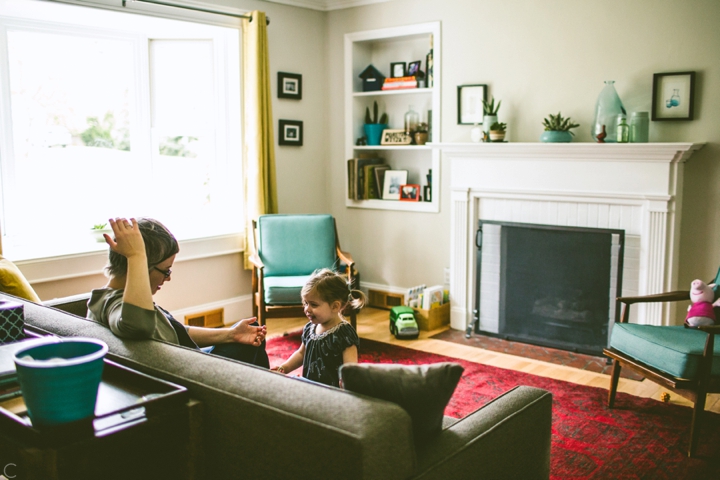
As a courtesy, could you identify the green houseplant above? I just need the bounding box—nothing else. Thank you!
[540,112,580,143]
[364,100,388,146]
[489,121,507,142]
[91,223,112,243]
[482,96,501,133]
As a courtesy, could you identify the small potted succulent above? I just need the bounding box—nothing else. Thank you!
[414,122,429,145]
[540,112,580,143]
[489,121,507,142]
[91,223,112,243]
[364,100,388,146]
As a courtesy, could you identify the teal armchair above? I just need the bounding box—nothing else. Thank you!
[249,214,357,328]
[604,268,720,457]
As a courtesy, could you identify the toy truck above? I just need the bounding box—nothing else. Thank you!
[389,306,419,340]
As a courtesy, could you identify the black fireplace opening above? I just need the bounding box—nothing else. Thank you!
[474,221,625,356]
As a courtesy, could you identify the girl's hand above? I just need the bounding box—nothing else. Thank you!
[106,218,146,259]
[270,366,287,374]
[229,318,267,346]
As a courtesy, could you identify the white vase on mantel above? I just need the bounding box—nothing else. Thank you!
[470,124,483,143]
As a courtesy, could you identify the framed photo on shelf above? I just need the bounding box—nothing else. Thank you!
[380,129,412,145]
[651,71,695,121]
[382,170,408,200]
[277,72,302,100]
[279,120,303,146]
[407,60,422,77]
[399,184,420,202]
[457,84,487,125]
[390,62,406,78]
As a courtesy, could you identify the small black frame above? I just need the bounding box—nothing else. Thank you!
[277,72,302,100]
[651,71,695,121]
[390,62,406,78]
[457,84,487,125]
[407,60,422,77]
[279,120,303,146]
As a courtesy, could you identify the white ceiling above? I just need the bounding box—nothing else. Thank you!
[263,0,393,12]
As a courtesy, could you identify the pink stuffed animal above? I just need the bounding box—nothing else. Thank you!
[685,279,720,327]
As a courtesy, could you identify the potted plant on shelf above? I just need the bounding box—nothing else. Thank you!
[91,223,112,243]
[482,96,501,134]
[414,122,429,145]
[489,122,507,142]
[364,100,388,146]
[540,112,580,143]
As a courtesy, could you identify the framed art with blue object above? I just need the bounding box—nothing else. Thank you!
[651,71,695,121]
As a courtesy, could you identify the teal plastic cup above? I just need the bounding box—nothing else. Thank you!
[13,338,108,427]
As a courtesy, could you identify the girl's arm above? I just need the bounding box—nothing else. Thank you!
[342,344,358,365]
[106,218,154,311]
[187,318,267,348]
[272,343,305,374]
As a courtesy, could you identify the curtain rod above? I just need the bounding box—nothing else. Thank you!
[121,0,270,25]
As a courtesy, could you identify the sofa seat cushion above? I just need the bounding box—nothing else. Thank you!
[263,275,312,305]
[610,323,720,378]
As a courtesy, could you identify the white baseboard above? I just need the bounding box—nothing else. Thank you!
[170,295,253,326]
[358,281,408,297]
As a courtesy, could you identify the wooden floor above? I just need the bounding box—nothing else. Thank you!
[266,307,720,414]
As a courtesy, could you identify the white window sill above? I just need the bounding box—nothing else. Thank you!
[16,233,244,284]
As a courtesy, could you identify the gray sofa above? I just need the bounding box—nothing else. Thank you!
[5,292,552,479]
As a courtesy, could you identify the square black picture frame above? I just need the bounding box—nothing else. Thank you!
[279,120,303,146]
[407,60,422,77]
[390,62,406,78]
[457,84,487,125]
[277,72,302,100]
[651,71,695,121]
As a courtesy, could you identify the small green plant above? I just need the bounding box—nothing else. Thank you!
[489,121,507,132]
[92,223,108,230]
[364,100,388,125]
[482,96,502,116]
[542,112,580,135]
[415,122,429,133]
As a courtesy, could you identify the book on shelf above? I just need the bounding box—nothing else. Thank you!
[347,157,384,200]
[373,165,390,199]
[381,76,418,90]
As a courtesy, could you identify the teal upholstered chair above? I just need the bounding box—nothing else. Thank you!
[249,214,356,328]
[604,268,720,457]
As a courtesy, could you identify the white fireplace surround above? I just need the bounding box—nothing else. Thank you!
[436,142,703,332]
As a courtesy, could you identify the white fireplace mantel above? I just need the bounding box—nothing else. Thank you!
[432,142,704,331]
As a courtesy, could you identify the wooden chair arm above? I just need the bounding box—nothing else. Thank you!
[617,290,690,305]
[697,325,720,334]
[336,248,354,268]
[248,253,264,270]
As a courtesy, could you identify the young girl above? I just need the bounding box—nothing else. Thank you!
[272,268,365,387]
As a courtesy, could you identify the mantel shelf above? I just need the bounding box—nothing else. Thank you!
[353,88,434,97]
[354,145,432,151]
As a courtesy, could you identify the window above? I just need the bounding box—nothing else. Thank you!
[0,0,242,260]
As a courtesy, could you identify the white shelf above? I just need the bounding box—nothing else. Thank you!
[354,145,432,151]
[346,198,438,212]
[353,88,434,97]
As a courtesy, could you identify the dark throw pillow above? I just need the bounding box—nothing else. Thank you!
[340,362,464,439]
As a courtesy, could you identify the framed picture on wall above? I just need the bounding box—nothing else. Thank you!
[277,72,302,100]
[457,84,487,125]
[651,71,695,121]
[279,120,303,146]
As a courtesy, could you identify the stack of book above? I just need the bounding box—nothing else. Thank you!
[347,158,389,200]
[381,76,418,91]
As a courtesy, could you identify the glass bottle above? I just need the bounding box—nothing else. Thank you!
[592,81,626,143]
[404,105,419,134]
[616,114,629,143]
[629,111,649,143]
[670,88,680,107]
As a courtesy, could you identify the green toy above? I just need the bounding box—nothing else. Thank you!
[389,306,419,339]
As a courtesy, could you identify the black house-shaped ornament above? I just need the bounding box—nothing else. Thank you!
[358,64,386,92]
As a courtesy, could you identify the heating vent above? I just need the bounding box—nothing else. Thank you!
[185,308,224,328]
[368,289,404,310]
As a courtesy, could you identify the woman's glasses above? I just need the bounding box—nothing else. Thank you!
[152,266,172,278]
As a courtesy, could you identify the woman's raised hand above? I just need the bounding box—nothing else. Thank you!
[106,218,146,259]
[229,318,267,346]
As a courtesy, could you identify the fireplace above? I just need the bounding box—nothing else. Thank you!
[441,142,703,333]
[473,220,624,356]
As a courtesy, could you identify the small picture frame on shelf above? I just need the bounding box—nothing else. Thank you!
[279,120,303,146]
[457,84,487,125]
[390,62,406,78]
[277,72,302,100]
[380,129,412,145]
[423,185,432,202]
[399,184,420,202]
[382,170,408,200]
[407,60,422,77]
[651,71,695,121]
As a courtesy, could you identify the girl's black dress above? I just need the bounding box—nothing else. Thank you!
[301,321,359,387]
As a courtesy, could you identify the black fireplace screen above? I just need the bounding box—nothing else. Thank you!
[474,221,625,356]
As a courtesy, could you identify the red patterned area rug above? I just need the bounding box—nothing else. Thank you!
[267,331,720,480]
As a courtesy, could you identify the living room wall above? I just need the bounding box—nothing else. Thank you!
[326,0,720,306]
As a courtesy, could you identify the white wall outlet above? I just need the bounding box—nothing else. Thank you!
[444,267,451,285]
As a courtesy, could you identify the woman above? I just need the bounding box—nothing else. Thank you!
[87,217,269,367]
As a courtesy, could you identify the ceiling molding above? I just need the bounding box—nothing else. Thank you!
[263,0,393,12]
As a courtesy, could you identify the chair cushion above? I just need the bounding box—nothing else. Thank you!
[0,255,41,303]
[263,275,312,305]
[258,214,336,277]
[610,324,720,379]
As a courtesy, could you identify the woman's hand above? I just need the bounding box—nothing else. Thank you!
[229,318,267,346]
[106,218,145,260]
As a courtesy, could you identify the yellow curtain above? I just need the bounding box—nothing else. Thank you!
[242,11,278,269]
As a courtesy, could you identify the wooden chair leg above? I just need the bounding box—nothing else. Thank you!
[349,310,357,330]
[688,391,707,457]
[608,359,622,408]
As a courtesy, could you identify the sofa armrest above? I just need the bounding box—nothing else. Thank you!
[43,292,91,318]
[412,386,552,480]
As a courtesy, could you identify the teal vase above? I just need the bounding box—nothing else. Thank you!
[364,124,387,146]
[592,81,626,143]
[540,131,573,143]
